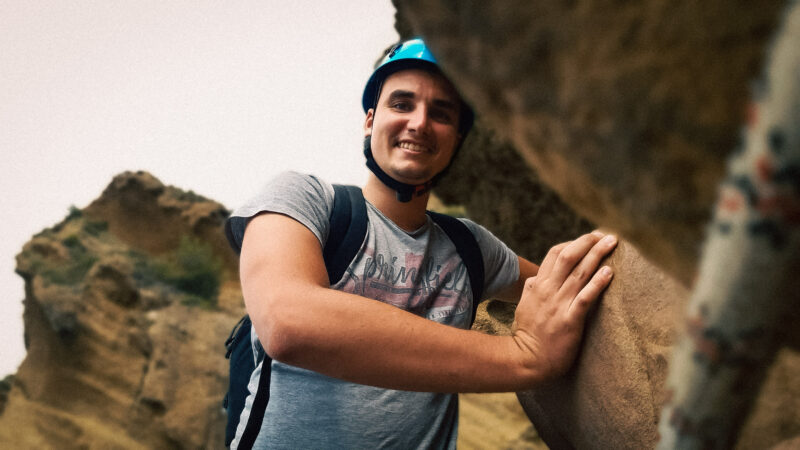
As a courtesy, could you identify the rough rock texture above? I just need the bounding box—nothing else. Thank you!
[0,171,243,449]
[393,1,800,448]
[472,240,691,449]
[476,240,800,450]
[395,0,787,286]
[437,125,593,263]
[515,240,688,449]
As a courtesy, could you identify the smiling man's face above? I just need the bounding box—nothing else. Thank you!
[364,68,462,185]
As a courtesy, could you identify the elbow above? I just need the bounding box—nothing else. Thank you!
[260,318,298,364]
[248,291,307,365]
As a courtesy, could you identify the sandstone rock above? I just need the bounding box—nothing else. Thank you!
[85,257,139,308]
[517,239,688,449]
[393,1,799,448]
[437,125,593,262]
[501,239,800,450]
[0,172,243,449]
[394,0,787,286]
[85,171,236,278]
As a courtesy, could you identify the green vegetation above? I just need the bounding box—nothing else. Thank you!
[172,188,208,204]
[38,235,97,285]
[133,235,222,309]
[0,374,13,414]
[0,374,13,392]
[66,205,83,220]
[82,220,108,236]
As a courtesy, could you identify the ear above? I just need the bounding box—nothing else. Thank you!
[363,109,375,137]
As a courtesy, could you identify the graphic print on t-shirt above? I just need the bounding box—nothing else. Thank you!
[339,247,471,324]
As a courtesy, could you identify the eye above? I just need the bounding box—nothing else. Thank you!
[430,108,455,124]
[391,101,413,112]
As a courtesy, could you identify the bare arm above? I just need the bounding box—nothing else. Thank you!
[491,256,540,303]
[240,213,616,393]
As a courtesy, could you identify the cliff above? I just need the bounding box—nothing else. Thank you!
[0,172,243,448]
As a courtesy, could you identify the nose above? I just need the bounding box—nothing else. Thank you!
[407,105,430,135]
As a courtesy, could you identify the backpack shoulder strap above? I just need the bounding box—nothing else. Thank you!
[324,184,368,285]
[426,211,485,326]
[225,185,368,450]
[224,184,367,272]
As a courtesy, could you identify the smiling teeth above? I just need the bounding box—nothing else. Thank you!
[398,142,428,152]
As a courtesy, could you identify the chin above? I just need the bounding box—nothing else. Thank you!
[392,167,434,185]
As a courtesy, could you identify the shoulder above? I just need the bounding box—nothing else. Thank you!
[227,171,337,252]
[232,171,334,216]
[266,171,333,199]
[456,218,494,242]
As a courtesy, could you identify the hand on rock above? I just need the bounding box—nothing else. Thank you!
[512,231,617,382]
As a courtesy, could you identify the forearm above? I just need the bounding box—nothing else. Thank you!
[239,213,614,394]
[245,281,543,393]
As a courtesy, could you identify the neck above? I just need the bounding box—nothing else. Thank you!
[363,174,430,232]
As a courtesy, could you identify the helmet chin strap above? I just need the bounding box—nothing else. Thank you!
[363,136,435,203]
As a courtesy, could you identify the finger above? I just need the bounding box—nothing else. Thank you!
[567,265,613,320]
[560,234,618,297]
[548,233,603,283]
[537,241,569,278]
[590,229,606,239]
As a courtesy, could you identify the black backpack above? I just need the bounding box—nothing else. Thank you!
[222,184,485,449]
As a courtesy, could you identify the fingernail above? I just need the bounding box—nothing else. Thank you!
[602,234,617,246]
[601,266,612,277]
[591,230,605,238]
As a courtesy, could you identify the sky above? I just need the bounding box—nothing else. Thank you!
[0,1,399,376]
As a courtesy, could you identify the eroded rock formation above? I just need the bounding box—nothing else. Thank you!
[0,172,243,448]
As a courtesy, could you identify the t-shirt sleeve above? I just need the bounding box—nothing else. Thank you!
[225,171,335,253]
[459,219,520,299]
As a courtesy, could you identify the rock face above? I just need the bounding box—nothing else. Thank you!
[516,240,688,449]
[394,0,787,286]
[436,126,593,263]
[393,1,800,448]
[0,172,244,449]
[515,241,800,450]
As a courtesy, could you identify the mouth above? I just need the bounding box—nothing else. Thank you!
[396,140,434,154]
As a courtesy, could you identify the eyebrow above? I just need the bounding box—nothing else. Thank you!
[386,89,459,112]
[386,90,415,103]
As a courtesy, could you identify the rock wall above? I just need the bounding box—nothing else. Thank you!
[393,1,800,448]
[437,125,594,263]
[395,0,787,286]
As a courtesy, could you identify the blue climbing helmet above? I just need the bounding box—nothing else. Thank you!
[361,37,475,202]
[362,37,474,137]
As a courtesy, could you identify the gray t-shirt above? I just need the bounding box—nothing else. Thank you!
[230,171,519,449]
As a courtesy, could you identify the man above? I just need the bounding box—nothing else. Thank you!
[229,38,617,449]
